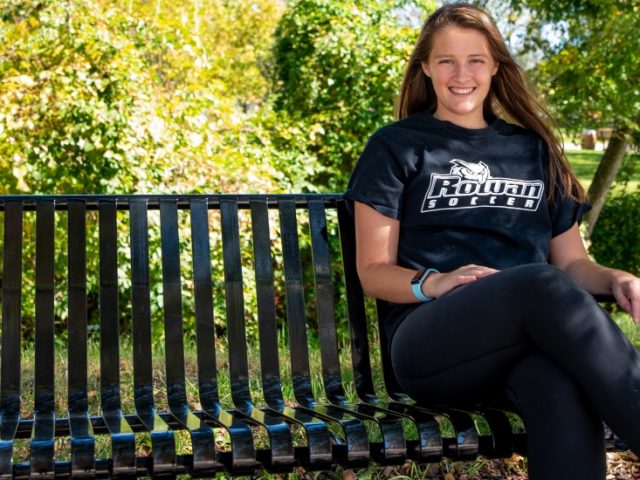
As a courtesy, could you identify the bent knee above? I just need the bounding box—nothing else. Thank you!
[503,264,593,309]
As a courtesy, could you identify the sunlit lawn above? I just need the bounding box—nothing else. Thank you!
[566,148,640,192]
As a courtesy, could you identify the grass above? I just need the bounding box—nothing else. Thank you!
[11,305,638,479]
[566,148,640,192]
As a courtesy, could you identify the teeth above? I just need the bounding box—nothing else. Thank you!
[450,87,474,94]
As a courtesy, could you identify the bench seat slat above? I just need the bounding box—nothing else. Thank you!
[278,200,314,408]
[308,200,345,404]
[249,200,284,409]
[188,199,219,412]
[98,202,137,478]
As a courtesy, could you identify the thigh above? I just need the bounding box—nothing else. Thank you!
[390,266,536,403]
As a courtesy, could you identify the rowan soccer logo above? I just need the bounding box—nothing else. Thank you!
[421,159,544,213]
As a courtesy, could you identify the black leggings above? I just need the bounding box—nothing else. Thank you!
[390,264,640,480]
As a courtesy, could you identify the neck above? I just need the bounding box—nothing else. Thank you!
[433,111,489,129]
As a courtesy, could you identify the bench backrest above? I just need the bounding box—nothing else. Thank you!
[0,193,407,474]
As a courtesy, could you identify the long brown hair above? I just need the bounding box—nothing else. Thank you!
[397,3,584,202]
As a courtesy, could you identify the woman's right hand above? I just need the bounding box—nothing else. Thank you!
[424,264,499,298]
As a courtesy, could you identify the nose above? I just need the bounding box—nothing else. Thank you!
[453,63,471,81]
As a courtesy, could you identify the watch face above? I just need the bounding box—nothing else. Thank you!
[412,268,426,284]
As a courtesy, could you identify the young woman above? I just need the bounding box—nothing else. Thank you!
[344,3,640,479]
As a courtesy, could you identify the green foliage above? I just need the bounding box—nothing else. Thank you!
[271,0,436,191]
[0,0,287,340]
[0,0,286,194]
[590,190,640,276]
[0,0,149,193]
[507,0,640,140]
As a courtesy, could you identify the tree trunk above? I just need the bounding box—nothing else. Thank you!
[584,128,630,236]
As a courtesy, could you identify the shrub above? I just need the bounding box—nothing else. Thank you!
[590,190,640,276]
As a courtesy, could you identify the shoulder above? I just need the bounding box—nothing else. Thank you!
[374,111,440,136]
[493,118,543,144]
[365,112,443,152]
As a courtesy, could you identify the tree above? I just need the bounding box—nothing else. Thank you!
[0,0,286,339]
[0,0,287,195]
[501,0,640,234]
[0,0,155,193]
[271,0,436,191]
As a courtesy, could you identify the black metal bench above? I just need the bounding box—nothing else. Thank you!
[0,194,624,478]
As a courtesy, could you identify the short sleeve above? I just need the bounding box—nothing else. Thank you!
[549,185,591,237]
[343,133,408,220]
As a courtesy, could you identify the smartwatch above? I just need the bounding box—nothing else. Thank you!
[411,267,439,302]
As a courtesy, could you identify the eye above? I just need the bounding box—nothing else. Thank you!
[438,59,453,64]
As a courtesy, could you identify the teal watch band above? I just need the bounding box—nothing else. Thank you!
[411,268,439,302]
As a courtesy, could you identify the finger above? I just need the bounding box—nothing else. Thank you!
[458,267,493,277]
[460,274,479,282]
[631,297,640,324]
[454,274,481,286]
[475,268,499,277]
[613,288,633,316]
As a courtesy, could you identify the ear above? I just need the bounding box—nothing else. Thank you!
[421,61,431,78]
[492,62,499,76]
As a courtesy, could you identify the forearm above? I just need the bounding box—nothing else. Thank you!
[358,263,423,304]
[564,257,619,295]
[358,262,498,303]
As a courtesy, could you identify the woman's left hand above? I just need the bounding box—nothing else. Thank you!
[549,224,640,324]
[611,271,640,324]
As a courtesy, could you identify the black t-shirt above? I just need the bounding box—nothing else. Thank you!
[344,112,589,338]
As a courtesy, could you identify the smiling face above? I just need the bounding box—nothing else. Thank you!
[422,26,499,129]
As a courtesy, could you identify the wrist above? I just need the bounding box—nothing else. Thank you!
[411,268,439,302]
[421,271,441,299]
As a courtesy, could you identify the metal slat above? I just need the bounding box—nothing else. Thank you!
[219,200,251,409]
[131,199,177,477]
[159,200,186,402]
[248,200,333,469]
[277,200,314,407]
[188,199,219,412]
[129,199,154,407]
[220,199,294,472]
[307,200,345,404]
[0,203,23,479]
[248,200,283,408]
[336,200,377,403]
[98,201,121,410]
[31,201,56,479]
[98,200,136,478]
[67,200,96,478]
[189,199,255,475]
